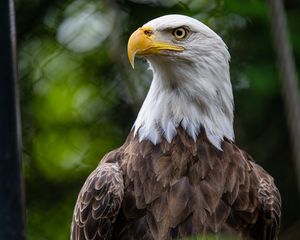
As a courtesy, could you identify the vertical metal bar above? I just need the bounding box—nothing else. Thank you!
[0,0,26,239]
[267,0,300,194]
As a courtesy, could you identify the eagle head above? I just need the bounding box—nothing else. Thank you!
[127,14,234,150]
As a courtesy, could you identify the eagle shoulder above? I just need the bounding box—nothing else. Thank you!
[71,158,124,240]
[210,141,281,240]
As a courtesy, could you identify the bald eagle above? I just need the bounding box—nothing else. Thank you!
[71,15,281,240]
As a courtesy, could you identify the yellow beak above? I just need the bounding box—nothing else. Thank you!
[127,26,184,68]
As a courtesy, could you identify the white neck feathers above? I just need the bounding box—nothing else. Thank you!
[133,36,234,150]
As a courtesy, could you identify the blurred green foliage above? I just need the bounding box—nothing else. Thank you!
[16,0,300,239]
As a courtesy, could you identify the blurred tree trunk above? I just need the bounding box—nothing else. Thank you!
[268,0,300,195]
[0,0,26,239]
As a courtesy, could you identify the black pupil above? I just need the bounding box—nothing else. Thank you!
[176,29,184,37]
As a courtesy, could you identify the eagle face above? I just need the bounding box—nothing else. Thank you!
[128,14,228,68]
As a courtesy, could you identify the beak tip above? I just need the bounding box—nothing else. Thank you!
[128,49,135,69]
[129,57,135,69]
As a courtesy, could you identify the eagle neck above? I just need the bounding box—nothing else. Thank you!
[133,58,234,150]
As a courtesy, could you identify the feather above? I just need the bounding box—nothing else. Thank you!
[168,177,191,220]
[165,120,177,143]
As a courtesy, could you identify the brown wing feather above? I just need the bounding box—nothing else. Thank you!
[250,162,282,240]
[71,162,124,240]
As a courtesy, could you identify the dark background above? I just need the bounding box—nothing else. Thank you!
[16,0,300,239]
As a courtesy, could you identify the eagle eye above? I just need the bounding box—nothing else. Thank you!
[172,27,188,40]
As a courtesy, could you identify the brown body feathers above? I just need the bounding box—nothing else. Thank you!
[71,128,281,240]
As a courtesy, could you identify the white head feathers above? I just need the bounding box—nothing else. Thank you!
[132,14,234,150]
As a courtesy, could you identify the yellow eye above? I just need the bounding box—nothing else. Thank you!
[172,27,188,40]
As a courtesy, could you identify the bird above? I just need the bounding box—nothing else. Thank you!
[71,14,281,240]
